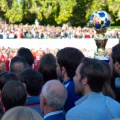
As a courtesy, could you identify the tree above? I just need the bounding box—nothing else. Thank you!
[85,0,120,25]
[34,0,76,25]
[0,0,120,25]
[5,0,23,23]
[108,0,120,24]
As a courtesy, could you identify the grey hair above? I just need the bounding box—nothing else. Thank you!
[1,106,43,120]
[42,80,67,111]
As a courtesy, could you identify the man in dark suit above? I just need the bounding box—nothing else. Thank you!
[40,80,67,120]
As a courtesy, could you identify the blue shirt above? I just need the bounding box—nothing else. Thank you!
[44,110,65,120]
[66,92,120,120]
[63,78,82,113]
[26,96,43,117]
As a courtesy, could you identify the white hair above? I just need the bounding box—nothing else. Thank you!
[42,80,67,110]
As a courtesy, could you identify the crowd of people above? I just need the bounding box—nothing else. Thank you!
[0,44,119,120]
[0,46,112,72]
[0,24,120,39]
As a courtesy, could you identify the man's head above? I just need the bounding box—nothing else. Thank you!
[0,72,18,91]
[56,47,84,82]
[1,80,27,111]
[10,56,28,79]
[73,58,107,95]
[109,44,120,78]
[40,80,67,115]
[17,47,34,68]
[38,53,57,84]
[20,69,43,96]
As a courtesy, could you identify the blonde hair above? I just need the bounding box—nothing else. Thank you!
[2,106,43,120]
[0,62,6,72]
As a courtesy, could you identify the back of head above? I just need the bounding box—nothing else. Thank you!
[42,80,67,111]
[0,104,4,120]
[101,61,116,99]
[38,53,57,84]
[20,69,43,96]
[10,56,28,78]
[0,72,18,91]
[112,44,120,64]
[57,47,84,79]
[1,106,43,120]
[0,62,6,73]
[0,72,8,91]
[17,47,34,67]
[1,80,27,111]
[80,58,107,92]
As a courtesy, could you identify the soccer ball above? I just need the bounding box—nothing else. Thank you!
[90,10,111,30]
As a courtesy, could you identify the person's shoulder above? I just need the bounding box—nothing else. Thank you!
[45,113,65,120]
[105,96,120,117]
[66,104,81,116]
[105,96,120,105]
[66,105,85,120]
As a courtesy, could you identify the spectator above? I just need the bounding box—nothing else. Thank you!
[109,43,120,102]
[10,56,28,79]
[40,80,67,120]
[66,58,120,120]
[1,81,27,111]
[0,62,6,73]
[38,53,57,84]
[0,72,18,91]
[1,106,43,120]
[0,104,4,120]
[101,61,116,99]
[56,47,84,112]
[20,69,43,116]
[17,47,34,69]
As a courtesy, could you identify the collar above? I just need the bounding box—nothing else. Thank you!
[75,92,102,105]
[63,78,72,88]
[26,96,40,105]
[63,78,72,85]
[44,110,63,119]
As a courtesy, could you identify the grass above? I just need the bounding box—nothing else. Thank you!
[109,26,120,29]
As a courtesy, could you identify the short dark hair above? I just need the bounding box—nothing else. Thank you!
[1,81,27,111]
[0,72,8,91]
[0,72,18,91]
[0,104,4,120]
[112,44,120,64]
[17,47,34,67]
[10,56,28,77]
[57,47,84,79]
[20,69,43,96]
[38,53,57,84]
[80,58,107,92]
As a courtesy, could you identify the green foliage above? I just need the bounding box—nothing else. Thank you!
[5,0,23,23]
[0,0,120,25]
[0,0,8,12]
[69,0,92,26]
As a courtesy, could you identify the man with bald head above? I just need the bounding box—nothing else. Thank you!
[40,80,67,120]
